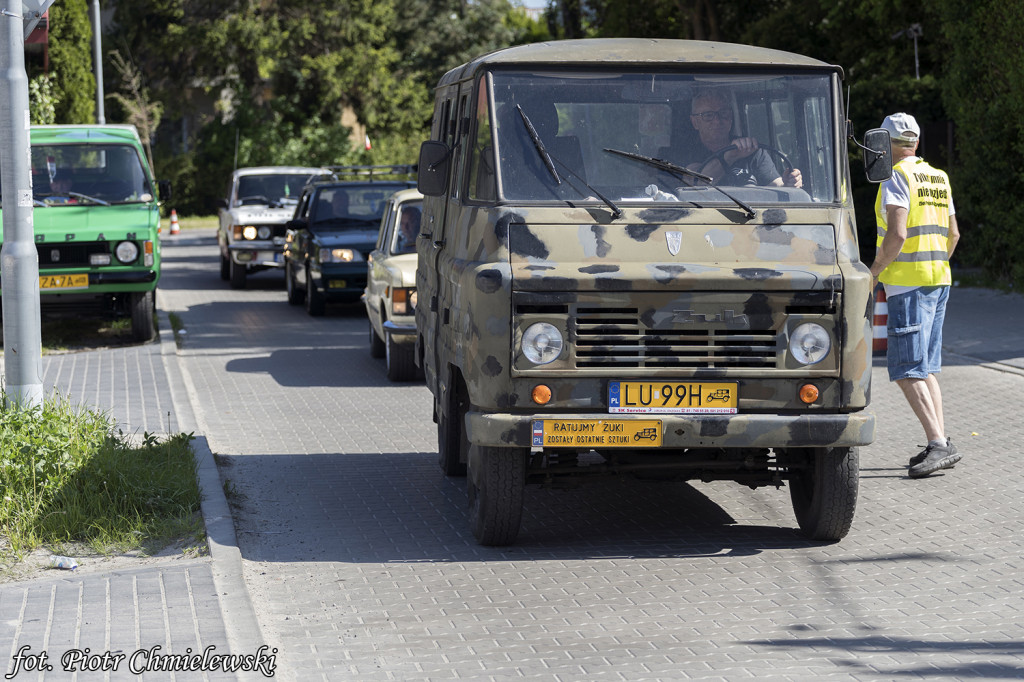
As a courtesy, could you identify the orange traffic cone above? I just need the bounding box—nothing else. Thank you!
[169,209,180,235]
[872,287,887,354]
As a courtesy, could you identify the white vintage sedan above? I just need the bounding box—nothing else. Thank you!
[364,188,423,381]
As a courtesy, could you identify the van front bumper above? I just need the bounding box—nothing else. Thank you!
[465,411,875,449]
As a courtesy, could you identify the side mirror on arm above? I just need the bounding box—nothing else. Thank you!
[417,141,450,197]
[158,180,173,202]
[862,128,893,183]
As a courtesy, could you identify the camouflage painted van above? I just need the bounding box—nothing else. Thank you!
[415,38,878,546]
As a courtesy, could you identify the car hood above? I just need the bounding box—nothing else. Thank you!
[25,204,158,238]
[231,205,296,223]
[507,221,842,292]
[313,229,379,249]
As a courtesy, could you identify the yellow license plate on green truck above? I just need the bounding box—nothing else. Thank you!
[39,274,88,290]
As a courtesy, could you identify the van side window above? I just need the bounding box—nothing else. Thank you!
[468,79,496,201]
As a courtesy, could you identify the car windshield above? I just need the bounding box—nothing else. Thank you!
[236,173,329,208]
[311,184,410,229]
[29,143,153,206]
[469,69,838,205]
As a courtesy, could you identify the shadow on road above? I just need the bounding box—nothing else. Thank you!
[222,450,822,566]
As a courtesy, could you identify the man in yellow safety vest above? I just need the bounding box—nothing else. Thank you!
[869,112,962,478]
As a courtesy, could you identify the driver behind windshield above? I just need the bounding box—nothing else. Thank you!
[686,89,802,188]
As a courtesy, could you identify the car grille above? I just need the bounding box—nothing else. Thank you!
[38,242,109,268]
[574,306,779,368]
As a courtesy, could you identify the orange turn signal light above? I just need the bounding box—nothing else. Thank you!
[532,384,552,405]
[799,384,819,404]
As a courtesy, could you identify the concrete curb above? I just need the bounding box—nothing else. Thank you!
[157,311,266,655]
[944,349,1024,378]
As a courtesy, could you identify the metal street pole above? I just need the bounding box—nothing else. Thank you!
[91,0,104,123]
[0,0,44,408]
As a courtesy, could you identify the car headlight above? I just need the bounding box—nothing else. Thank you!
[391,288,416,315]
[242,225,258,240]
[789,322,831,365]
[319,248,360,263]
[521,322,563,365]
[114,240,139,264]
[257,226,272,239]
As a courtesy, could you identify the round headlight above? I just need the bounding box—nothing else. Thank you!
[242,225,258,240]
[409,291,418,311]
[114,240,139,264]
[257,226,272,239]
[522,322,563,365]
[789,322,831,365]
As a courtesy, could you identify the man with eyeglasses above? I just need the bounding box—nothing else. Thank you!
[686,90,802,188]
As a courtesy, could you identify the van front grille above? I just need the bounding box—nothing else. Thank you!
[37,242,109,268]
[573,306,779,369]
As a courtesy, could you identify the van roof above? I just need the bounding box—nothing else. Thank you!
[437,38,841,87]
[30,124,144,145]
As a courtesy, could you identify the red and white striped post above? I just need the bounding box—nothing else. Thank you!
[872,287,888,354]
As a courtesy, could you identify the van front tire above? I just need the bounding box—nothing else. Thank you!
[788,446,859,541]
[467,444,526,546]
[130,291,155,342]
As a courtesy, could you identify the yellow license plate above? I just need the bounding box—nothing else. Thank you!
[39,274,88,290]
[328,280,348,289]
[532,419,662,448]
[609,381,738,414]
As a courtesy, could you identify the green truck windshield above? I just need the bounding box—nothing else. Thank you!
[29,143,154,206]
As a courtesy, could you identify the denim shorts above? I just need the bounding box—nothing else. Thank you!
[886,286,949,381]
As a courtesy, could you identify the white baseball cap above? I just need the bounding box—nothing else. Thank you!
[881,112,920,143]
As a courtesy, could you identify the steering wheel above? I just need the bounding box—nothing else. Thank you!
[698,143,794,180]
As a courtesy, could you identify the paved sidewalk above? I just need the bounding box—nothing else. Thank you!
[1,317,265,681]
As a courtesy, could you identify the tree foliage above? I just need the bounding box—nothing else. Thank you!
[46,0,95,124]
[934,0,1024,285]
[89,0,1024,285]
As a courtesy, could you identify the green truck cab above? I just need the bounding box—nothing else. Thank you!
[0,125,168,342]
[416,39,881,546]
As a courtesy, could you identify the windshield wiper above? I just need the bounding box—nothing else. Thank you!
[603,148,711,183]
[603,147,756,220]
[515,107,622,220]
[516,105,560,184]
[34,191,110,206]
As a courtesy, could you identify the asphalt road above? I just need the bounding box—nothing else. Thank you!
[159,229,1024,681]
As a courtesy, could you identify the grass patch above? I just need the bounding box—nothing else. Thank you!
[168,311,186,348]
[0,394,203,559]
[171,214,218,230]
[34,313,135,353]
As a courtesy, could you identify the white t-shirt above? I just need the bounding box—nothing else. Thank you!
[880,157,956,297]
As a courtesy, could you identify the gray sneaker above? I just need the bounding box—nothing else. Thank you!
[908,437,958,468]
[908,440,962,478]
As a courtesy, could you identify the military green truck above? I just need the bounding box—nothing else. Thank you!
[0,125,168,342]
[416,38,889,546]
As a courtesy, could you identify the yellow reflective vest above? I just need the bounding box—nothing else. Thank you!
[874,157,952,286]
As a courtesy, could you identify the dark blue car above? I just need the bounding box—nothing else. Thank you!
[284,175,414,315]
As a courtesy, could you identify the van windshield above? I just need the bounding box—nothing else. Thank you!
[477,70,837,205]
[30,144,153,206]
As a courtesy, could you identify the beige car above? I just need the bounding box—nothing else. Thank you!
[364,188,423,381]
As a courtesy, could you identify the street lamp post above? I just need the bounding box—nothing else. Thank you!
[0,0,53,409]
[891,23,923,80]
